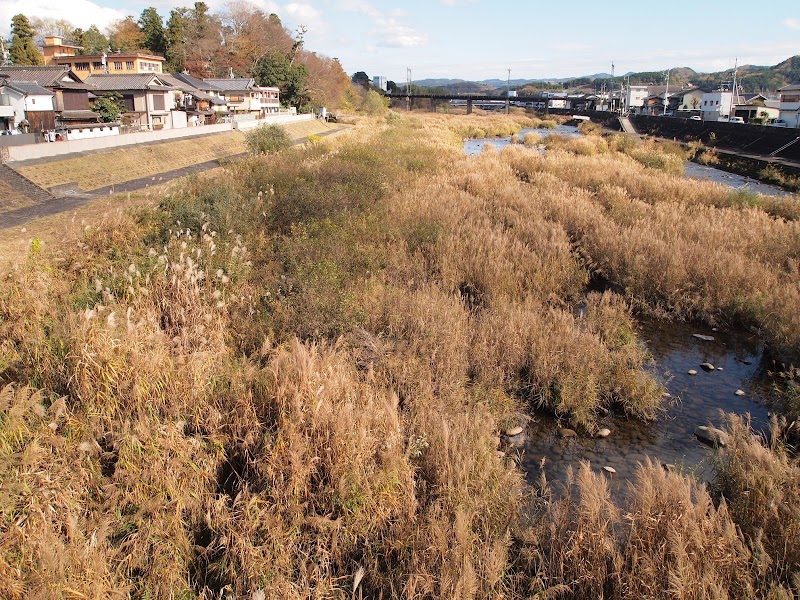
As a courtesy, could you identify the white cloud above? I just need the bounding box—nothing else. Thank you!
[373,19,427,47]
[337,0,380,17]
[284,2,327,34]
[783,17,800,30]
[0,0,125,37]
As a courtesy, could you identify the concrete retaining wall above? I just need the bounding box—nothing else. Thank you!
[4,113,316,163]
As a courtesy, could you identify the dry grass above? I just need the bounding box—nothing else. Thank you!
[15,132,249,192]
[1,112,799,598]
[0,179,39,214]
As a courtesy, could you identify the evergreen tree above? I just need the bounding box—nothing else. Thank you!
[81,25,109,55]
[165,8,189,71]
[9,14,44,66]
[254,52,309,109]
[138,8,166,56]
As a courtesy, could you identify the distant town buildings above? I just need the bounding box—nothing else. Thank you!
[372,76,387,91]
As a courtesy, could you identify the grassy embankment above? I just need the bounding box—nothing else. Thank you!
[12,120,340,194]
[1,113,799,598]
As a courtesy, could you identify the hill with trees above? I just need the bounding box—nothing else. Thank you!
[406,57,800,96]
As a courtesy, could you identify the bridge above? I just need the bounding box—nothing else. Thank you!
[387,92,575,114]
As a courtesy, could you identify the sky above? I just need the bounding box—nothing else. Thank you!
[1,0,799,83]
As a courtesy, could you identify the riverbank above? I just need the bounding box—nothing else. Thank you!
[1,112,798,599]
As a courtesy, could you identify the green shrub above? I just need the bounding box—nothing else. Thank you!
[245,123,292,155]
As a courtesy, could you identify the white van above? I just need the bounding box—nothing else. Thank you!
[729,117,745,124]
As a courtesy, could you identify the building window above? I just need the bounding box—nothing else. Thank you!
[126,61,135,70]
[783,94,800,103]
[92,61,103,70]
[75,62,89,70]
[114,62,122,70]
[229,95,244,103]
[152,93,165,111]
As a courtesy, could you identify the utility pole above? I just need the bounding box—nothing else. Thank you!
[406,67,411,112]
[611,62,615,113]
[506,68,511,114]
[664,68,671,116]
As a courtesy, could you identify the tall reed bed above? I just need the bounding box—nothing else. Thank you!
[1,112,799,598]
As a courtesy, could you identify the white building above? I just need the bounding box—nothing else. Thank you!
[700,90,734,122]
[0,80,56,132]
[625,85,649,112]
[777,83,800,128]
[372,76,388,91]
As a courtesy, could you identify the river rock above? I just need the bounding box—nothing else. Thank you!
[558,428,577,438]
[688,369,698,375]
[602,466,616,474]
[694,425,728,447]
[505,426,524,437]
[595,428,611,438]
[662,463,676,472]
[693,334,715,341]
[717,367,724,371]
[735,389,746,396]
[700,362,715,372]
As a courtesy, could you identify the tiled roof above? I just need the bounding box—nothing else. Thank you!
[779,83,800,91]
[84,74,175,91]
[3,81,54,96]
[0,65,82,87]
[173,72,223,92]
[157,73,194,91]
[60,110,101,121]
[204,78,255,92]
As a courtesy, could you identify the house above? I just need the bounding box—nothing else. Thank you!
[84,73,175,131]
[777,83,800,128]
[643,85,684,115]
[0,65,98,128]
[44,37,167,82]
[203,78,280,117]
[732,94,780,123]
[700,88,735,122]
[624,85,649,113]
[41,35,82,64]
[673,87,705,117]
[0,77,56,132]
[164,72,227,123]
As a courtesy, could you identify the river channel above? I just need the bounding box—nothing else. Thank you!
[465,126,781,495]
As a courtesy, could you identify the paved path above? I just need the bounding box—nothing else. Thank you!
[0,129,346,230]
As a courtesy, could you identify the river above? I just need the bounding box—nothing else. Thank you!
[464,127,781,495]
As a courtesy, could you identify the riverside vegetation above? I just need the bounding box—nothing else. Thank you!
[1,112,800,598]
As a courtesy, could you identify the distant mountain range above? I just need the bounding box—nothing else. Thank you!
[411,56,800,94]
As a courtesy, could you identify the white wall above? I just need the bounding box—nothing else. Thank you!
[6,113,316,161]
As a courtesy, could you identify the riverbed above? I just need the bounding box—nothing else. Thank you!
[463,129,780,495]
[512,318,773,496]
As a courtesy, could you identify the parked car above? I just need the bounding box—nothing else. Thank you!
[729,117,745,124]
[770,119,788,128]
[689,115,702,121]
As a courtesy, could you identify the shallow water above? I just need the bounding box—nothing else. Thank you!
[684,161,789,197]
[463,124,581,155]
[510,318,772,495]
[462,128,781,494]
[464,128,790,199]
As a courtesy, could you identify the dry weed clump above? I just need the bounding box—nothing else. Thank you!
[3,112,800,597]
